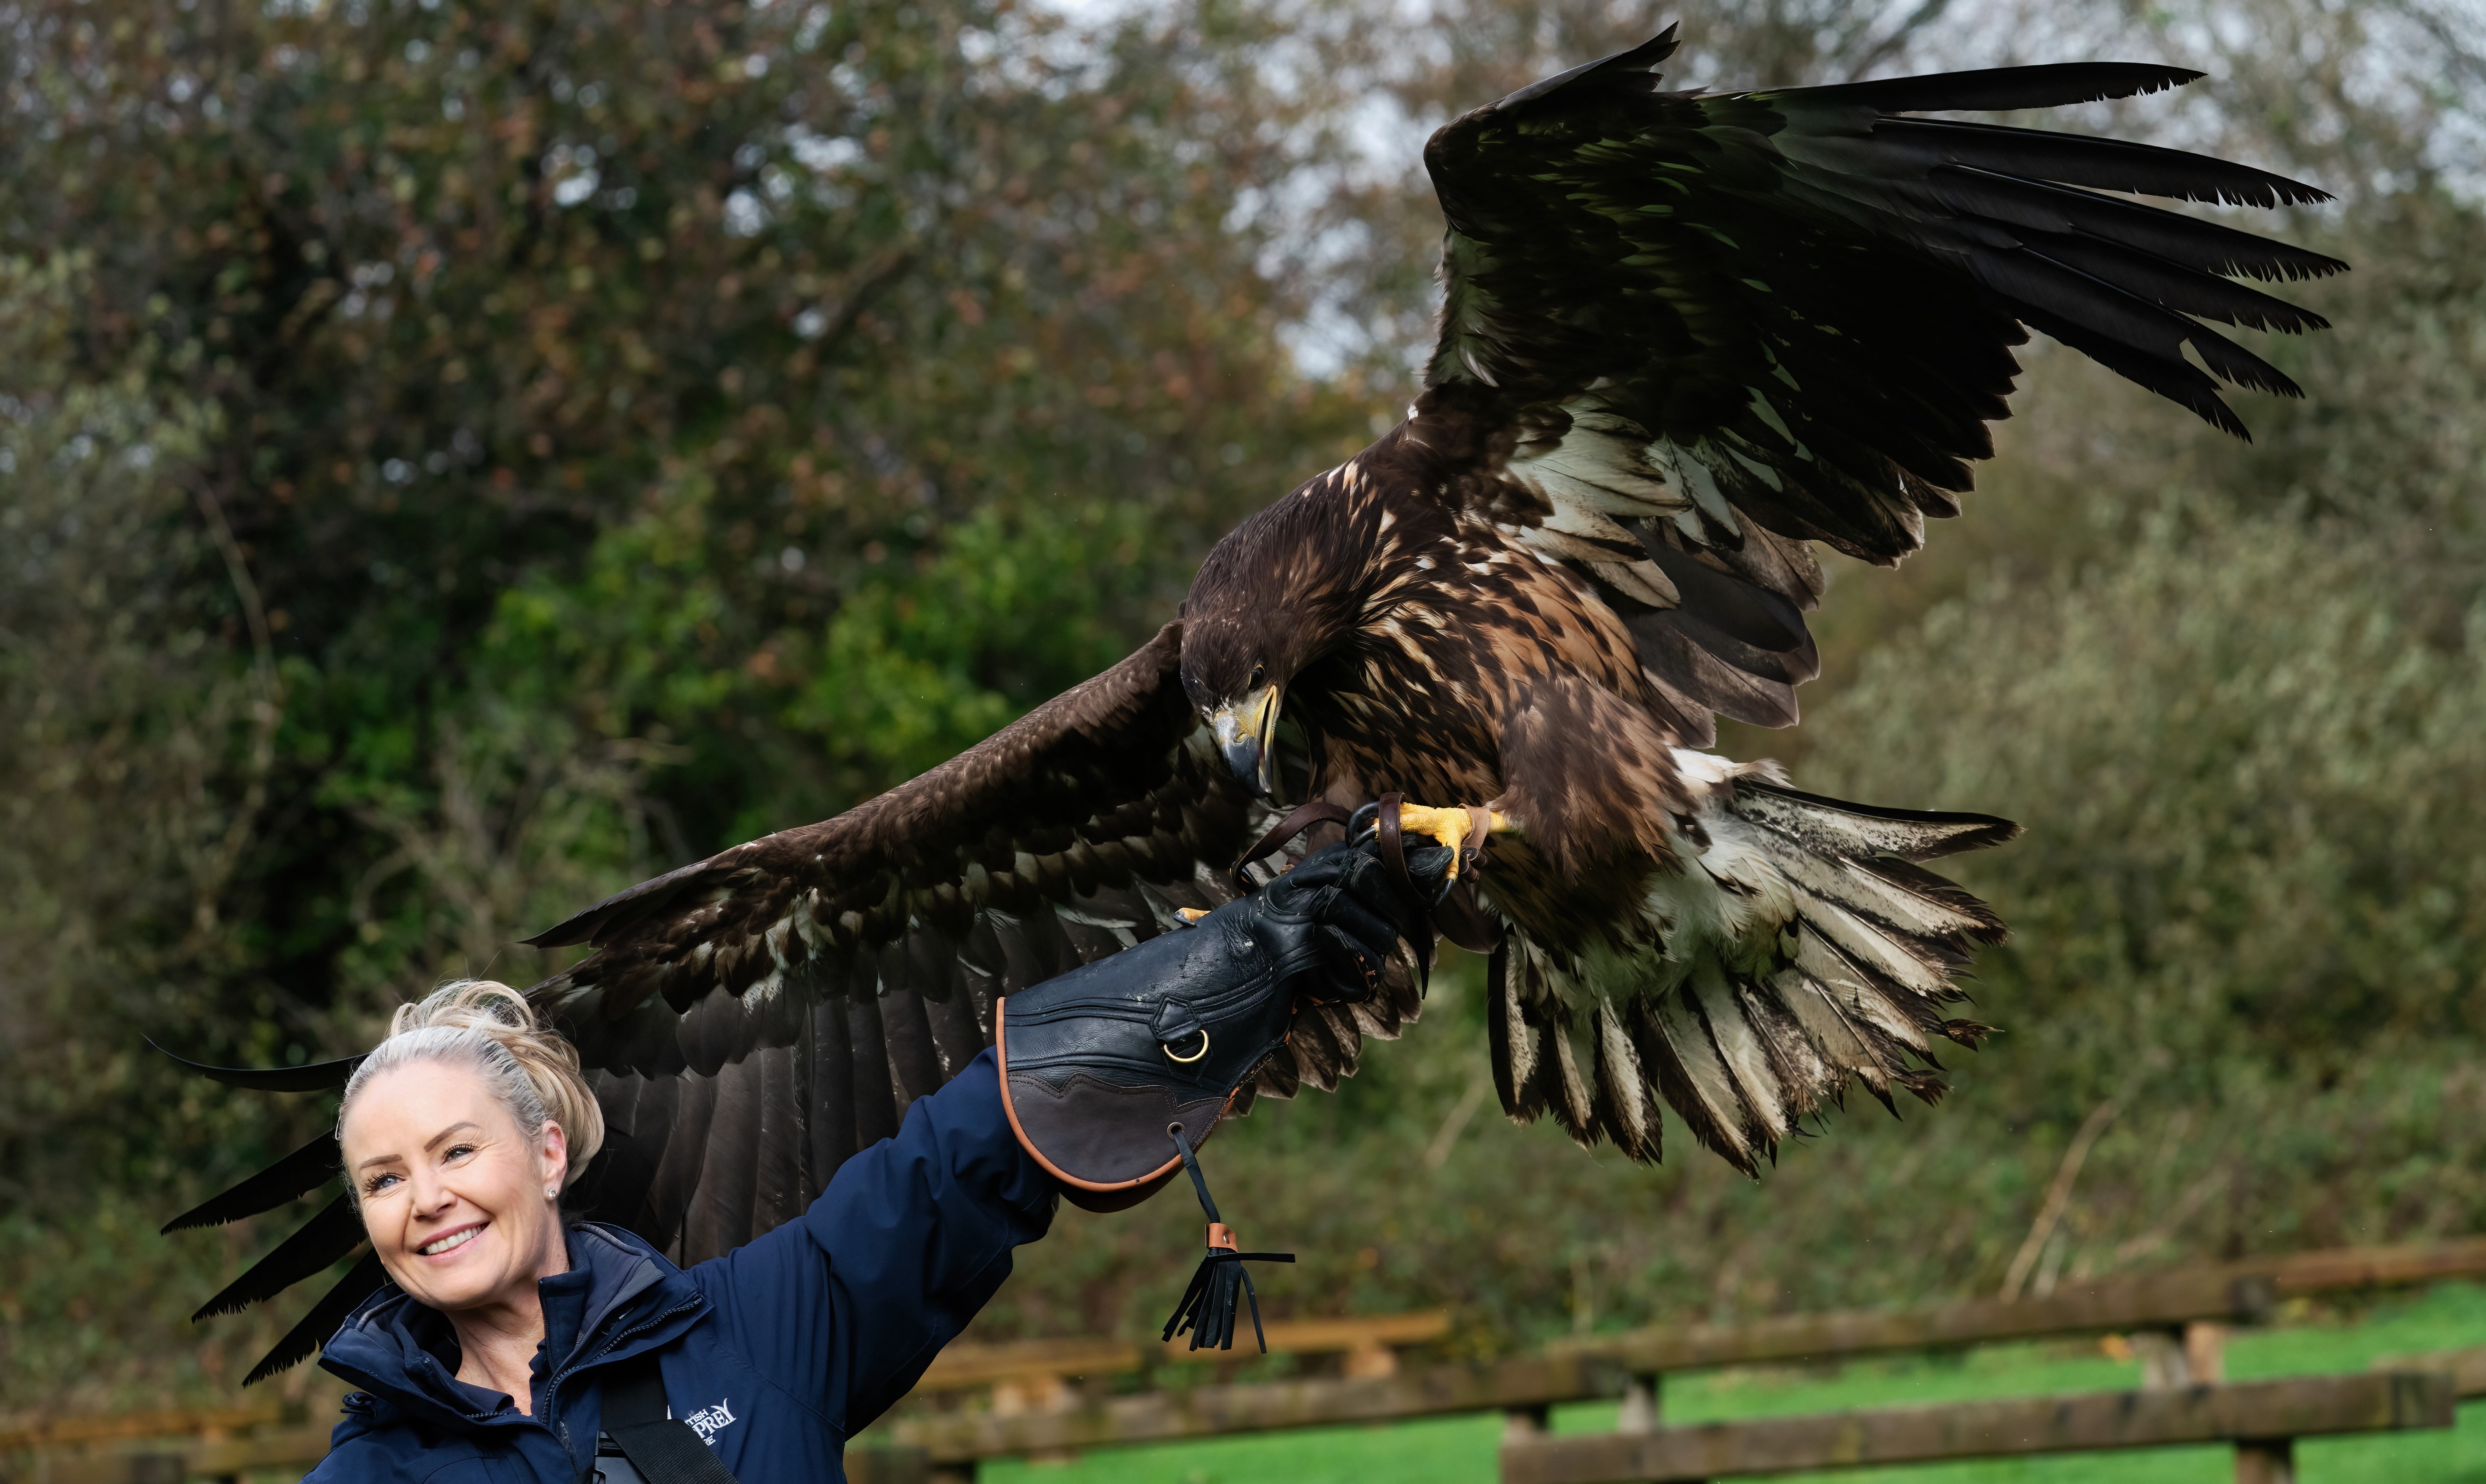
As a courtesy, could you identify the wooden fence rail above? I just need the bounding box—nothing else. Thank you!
[0,1405,299,1459]
[1550,1267,2277,1376]
[888,1353,1638,1463]
[1499,1372,2457,1484]
[1541,1234,2486,1384]
[910,1309,1452,1410]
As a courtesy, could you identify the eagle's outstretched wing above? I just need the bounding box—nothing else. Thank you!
[1384,34,2339,1171]
[1415,27,2342,741]
[167,622,1420,1381]
[527,619,1387,1262]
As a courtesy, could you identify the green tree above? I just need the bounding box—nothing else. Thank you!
[0,0,1382,1409]
[0,0,1381,1035]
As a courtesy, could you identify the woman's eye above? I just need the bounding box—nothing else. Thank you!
[365,1173,398,1195]
[443,1144,475,1162]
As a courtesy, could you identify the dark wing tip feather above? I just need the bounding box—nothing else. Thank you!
[191,1193,363,1322]
[243,1250,387,1386]
[1772,62,2204,115]
[1488,23,1679,112]
[1885,118,2333,210]
[2185,326,2307,400]
[1943,1018,1999,1049]
[2014,303,2257,438]
[522,854,717,948]
[160,1131,339,1234]
[150,1038,362,1092]
[2266,248,2351,282]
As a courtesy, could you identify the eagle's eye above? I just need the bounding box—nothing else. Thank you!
[1248,663,1266,690]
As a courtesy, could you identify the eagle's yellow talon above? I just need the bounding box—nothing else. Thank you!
[1392,803,1511,879]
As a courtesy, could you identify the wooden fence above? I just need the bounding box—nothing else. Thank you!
[875,1237,2486,1467]
[14,1237,2486,1483]
[910,1309,1452,1412]
[1500,1371,2457,1484]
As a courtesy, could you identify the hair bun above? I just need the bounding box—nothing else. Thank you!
[341,980,605,1194]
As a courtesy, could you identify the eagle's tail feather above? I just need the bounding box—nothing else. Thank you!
[1485,773,2018,1175]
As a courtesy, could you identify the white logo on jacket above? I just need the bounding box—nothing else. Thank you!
[683,1399,738,1446]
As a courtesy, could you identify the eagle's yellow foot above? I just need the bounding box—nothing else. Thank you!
[1391,802,1512,880]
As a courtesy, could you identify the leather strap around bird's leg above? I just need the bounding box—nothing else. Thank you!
[1234,799,1355,887]
[1340,795,1500,956]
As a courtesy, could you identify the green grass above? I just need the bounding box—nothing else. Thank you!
[971,1284,2486,1484]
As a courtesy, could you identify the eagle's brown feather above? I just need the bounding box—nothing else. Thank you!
[524,622,1414,1260]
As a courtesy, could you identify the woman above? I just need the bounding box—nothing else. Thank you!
[310,839,1427,1482]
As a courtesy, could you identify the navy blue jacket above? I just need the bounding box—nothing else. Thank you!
[309,1050,1056,1481]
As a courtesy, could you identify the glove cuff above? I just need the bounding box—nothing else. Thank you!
[994,1055,1218,1212]
[996,901,1290,1211]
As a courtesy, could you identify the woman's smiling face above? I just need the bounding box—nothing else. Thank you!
[341,1058,570,1315]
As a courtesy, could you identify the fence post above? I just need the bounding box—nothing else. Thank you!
[2234,1438,2296,1484]
[1616,1373,1662,1433]
[2134,1327,2192,1387]
[2185,1322,2228,1383]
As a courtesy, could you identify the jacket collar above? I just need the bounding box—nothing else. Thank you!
[320,1223,705,1434]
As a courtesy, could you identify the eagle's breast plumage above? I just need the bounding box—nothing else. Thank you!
[1239,411,1700,902]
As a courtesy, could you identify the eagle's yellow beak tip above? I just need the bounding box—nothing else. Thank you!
[1210,685,1282,801]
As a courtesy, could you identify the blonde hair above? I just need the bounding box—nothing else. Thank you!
[338,980,605,1198]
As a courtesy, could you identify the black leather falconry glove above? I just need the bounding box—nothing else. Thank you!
[998,836,1445,1198]
[996,834,1450,1349]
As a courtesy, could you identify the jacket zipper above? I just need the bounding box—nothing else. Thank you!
[408,1292,702,1463]
[542,1294,707,1440]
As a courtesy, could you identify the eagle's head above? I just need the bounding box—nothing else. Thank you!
[1178,482,1374,799]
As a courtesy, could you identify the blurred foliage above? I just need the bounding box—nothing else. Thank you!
[1801,489,2486,1131]
[2,0,2484,1425]
[0,0,1382,1410]
[0,0,1382,1042]
[0,253,329,1399]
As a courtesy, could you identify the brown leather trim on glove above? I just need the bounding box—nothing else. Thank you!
[995,834,1449,1214]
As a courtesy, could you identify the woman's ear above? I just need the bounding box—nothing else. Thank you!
[538,1119,571,1199]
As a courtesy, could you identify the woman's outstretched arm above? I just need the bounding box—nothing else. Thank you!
[686,1047,1057,1435]
[682,836,1441,1435]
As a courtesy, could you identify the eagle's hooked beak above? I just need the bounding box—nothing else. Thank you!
[1210,684,1281,801]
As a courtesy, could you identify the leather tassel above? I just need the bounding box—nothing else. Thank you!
[1160,1125,1293,1352]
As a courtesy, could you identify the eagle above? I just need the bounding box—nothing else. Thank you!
[168,26,2340,1381]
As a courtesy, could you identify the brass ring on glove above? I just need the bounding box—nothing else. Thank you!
[1162,1029,1211,1064]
